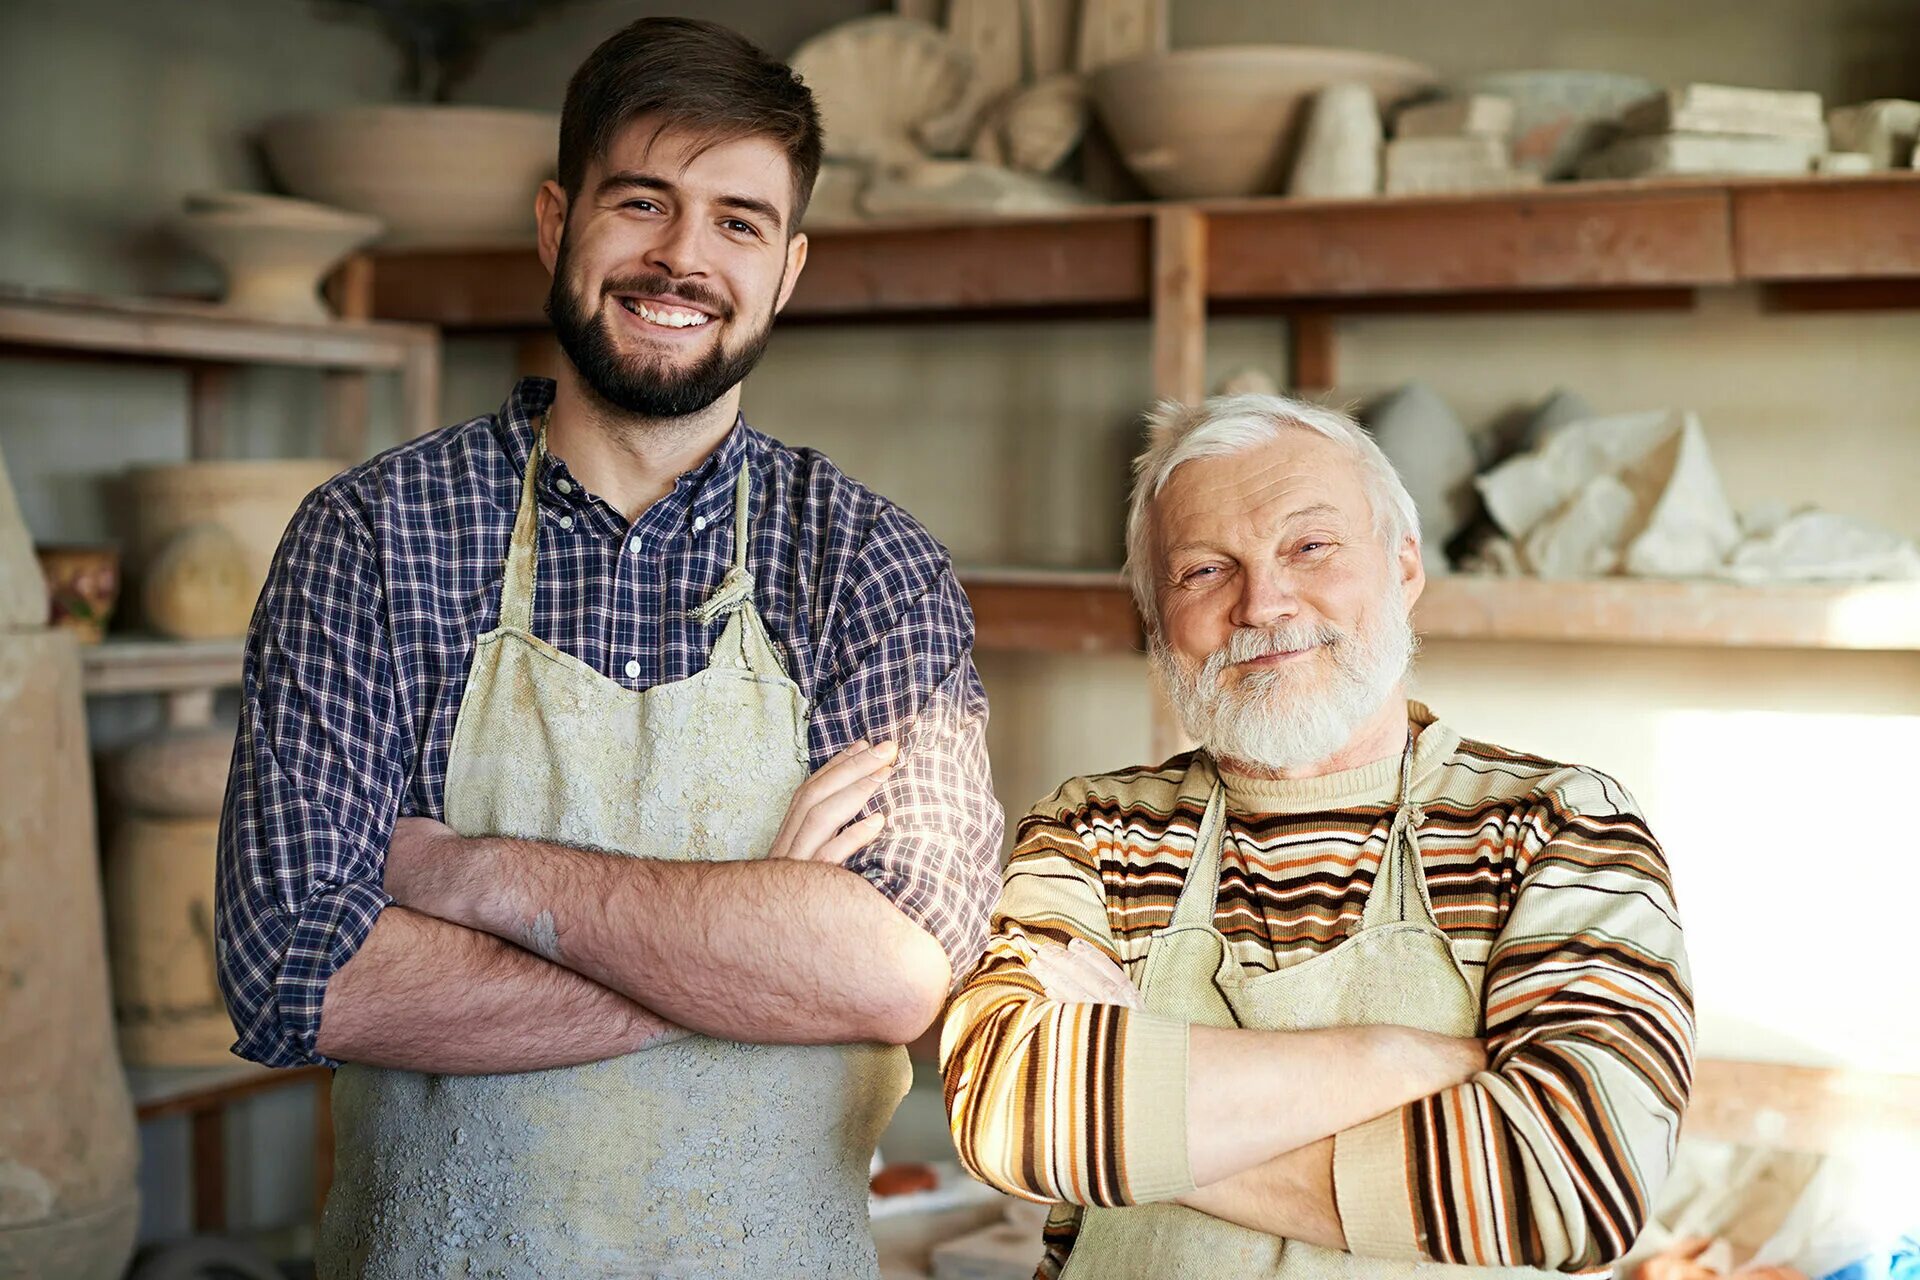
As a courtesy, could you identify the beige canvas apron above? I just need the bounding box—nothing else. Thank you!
[1060,741,1553,1279]
[318,435,911,1279]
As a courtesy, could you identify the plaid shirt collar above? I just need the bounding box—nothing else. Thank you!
[489,376,753,541]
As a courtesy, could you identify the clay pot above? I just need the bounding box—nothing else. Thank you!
[262,105,557,247]
[110,726,234,818]
[1088,45,1434,198]
[35,544,120,643]
[142,524,255,641]
[105,813,233,1067]
[122,460,339,637]
[0,632,140,1279]
[172,194,382,323]
[1457,70,1659,178]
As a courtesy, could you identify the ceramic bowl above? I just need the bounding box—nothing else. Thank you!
[172,203,382,323]
[262,105,557,247]
[1089,45,1435,198]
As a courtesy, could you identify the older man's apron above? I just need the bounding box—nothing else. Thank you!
[1059,741,1554,1279]
[317,435,911,1279]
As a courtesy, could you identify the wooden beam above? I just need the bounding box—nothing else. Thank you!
[81,637,243,696]
[1151,206,1207,405]
[1733,173,1920,281]
[399,338,443,438]
[794,213,1153,319]
[322,371,371,461]
[959,570,1141,653]
[1415,576,1920,651]
[0,287,434,370]
[1687,1058,1920,1153]
[1207,187,1735,301]
[326,252,375,321]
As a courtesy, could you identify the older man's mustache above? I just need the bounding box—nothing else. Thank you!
[1215,622,1345,667]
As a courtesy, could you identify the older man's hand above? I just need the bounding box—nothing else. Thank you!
[1029,937,1146,1010]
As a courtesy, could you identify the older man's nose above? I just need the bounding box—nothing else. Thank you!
[1231,563,1300,629]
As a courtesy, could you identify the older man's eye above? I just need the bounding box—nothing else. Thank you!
[1181,566,1218,583]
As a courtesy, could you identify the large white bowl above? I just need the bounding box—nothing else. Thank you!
[261,105,557,247]
[1089,46,1435,199]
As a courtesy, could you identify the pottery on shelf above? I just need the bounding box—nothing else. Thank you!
[1087,45,1433,198]
[789,16,972,168]
[172,193,382,323]
[34,544,120,643]
[1363,382,1479,573]
[262,105,557,247]
[1455,70,1659,178]
[122,460,340,638]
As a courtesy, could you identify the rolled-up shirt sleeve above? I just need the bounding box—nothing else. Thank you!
[806,510,1004,983]
[215,488,408,1068]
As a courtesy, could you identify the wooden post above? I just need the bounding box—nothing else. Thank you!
[1151,206,1207,407]
[399,339,443,439]
[190,1108,226,1232]
[188,364,232,459]
[1288,313,1337,397]
[1146,206,1207,761]
[324,253,378,459]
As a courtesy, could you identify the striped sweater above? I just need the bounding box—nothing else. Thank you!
[940,704,1694,1276]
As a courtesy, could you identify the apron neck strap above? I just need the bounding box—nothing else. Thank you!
[1364,729,1433,929]
[498,422,546,633]
[690,463,755,626]
[1169,779,1231,931]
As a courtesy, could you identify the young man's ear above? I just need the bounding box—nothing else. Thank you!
[536,180,569,276]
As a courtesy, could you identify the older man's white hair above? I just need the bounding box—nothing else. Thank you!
[1123,393,1420,636]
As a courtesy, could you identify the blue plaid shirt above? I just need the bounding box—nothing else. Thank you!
[215,377,1004,1068]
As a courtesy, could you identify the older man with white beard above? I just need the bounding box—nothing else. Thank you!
[941,394,1694,1279]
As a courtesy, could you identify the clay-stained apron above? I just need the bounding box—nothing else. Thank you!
[1060,738,1555,1279]
[317,433,911,1279]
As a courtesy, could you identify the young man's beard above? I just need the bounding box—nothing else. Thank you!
[544,236,778,420]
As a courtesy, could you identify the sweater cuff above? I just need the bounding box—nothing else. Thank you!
[1115,1011,1193,1203]
[1333,1109,1424,1261]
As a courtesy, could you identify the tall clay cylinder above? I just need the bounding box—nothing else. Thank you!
[0,631,140,1280]
[106,814,232,1066]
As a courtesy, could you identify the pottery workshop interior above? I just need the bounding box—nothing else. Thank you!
[4,1,1920,1278]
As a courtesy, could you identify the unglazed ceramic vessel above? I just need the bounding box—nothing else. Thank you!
[263,105,557,246]
[1089,45,1434,198]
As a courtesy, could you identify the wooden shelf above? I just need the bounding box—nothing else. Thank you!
[958,570,1920,654]
[341,174,1920,330]
[0,286,436,369]
[0,286,444,444]
[129,1062,327,1123]
[1416,576,1920,650]
[81,636,243,695]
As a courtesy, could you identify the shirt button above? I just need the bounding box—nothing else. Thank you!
[556,478,573,495]
[692,514,708,533]
[629,536,642,554]
[624,659,641,679]
[558,514,574,530]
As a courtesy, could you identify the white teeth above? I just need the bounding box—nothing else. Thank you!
[621,298,710,328]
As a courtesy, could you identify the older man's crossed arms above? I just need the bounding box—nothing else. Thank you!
[941,394,1694,1278]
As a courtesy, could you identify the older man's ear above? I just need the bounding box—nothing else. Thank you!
[1397,534,1427,611]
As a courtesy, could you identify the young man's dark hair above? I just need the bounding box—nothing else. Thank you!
[557,16,824,229]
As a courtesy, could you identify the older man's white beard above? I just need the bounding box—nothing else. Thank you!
[1154,598,1417,773]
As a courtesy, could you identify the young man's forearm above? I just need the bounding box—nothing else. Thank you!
[422,838,951,1045]
[314,904,685,1073]
[1179,1138,1345,1249]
